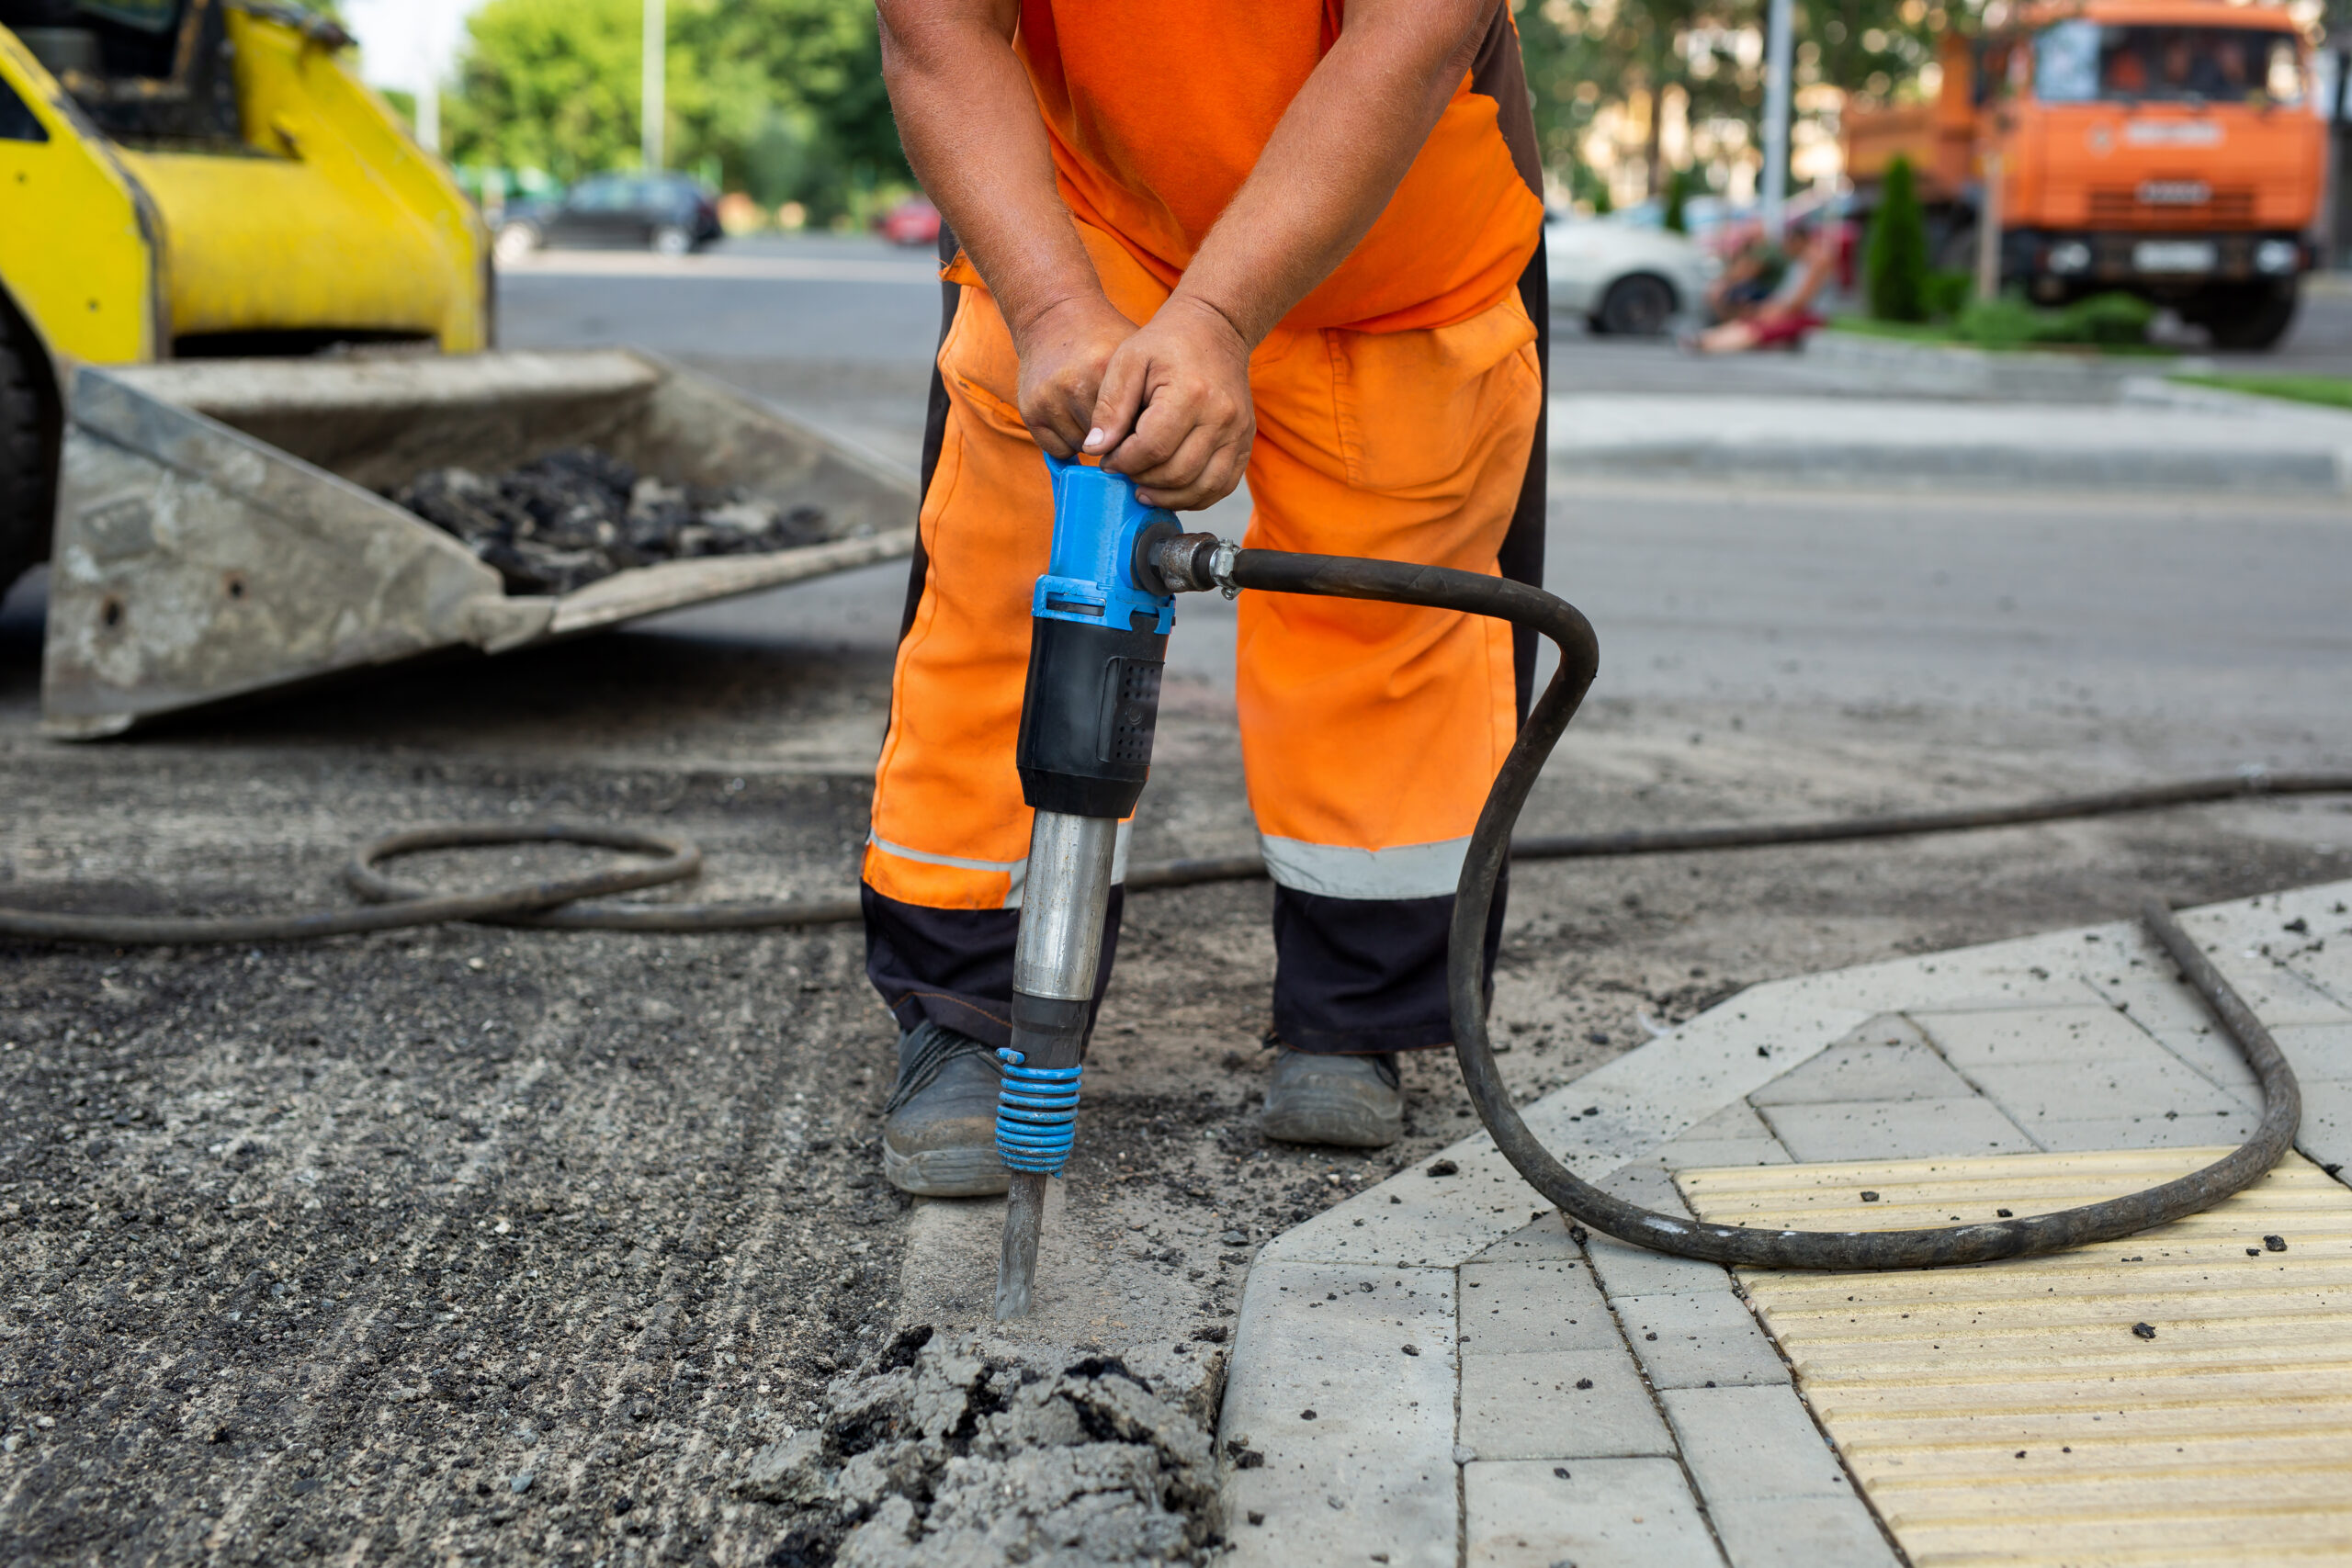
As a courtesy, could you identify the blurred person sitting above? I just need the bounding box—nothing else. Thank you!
[1689,220,1839,354]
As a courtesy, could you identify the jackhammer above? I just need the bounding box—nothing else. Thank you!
[987,457,2307,1318]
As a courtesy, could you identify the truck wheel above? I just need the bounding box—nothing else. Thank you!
[2194,283,2298,353]
[0,328,54,594]
[1593,273,1677,337]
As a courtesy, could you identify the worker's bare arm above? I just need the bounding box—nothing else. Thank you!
[1092,0,1498,509]
[876,0,1135,458]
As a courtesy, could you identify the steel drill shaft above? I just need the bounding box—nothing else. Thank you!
[995,1173,1047,1319]
[993,811,1118,1320]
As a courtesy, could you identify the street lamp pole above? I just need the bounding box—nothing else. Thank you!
[1761,0,1793,239]
[642,0,665,174]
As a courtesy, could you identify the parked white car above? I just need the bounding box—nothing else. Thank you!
[1545,216,1714,336]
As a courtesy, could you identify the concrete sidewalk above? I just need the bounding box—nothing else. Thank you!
[1217,880,2352,1567]
[1550,392,2352,493]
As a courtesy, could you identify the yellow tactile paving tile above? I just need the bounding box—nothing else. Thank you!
[1678,1148,2352,1568]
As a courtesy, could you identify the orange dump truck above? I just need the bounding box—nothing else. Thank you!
[1847,0,2321,348]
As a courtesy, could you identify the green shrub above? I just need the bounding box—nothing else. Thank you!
[1662,167,1692,234]
[2059,291,2155,344]
[1864,156,1931,322]
[1955,290,2154,349]
[1922,269,1973,321]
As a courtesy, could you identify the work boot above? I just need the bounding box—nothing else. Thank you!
[881,1021,1008,1197]
[1259,1044,1403,1149]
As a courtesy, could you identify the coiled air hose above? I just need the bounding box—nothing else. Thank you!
[1225,547,2312,1270]
[1,549,2343,1270]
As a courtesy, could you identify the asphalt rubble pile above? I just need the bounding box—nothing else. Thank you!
[735,1325,1228,1567]
[393,446,830,594]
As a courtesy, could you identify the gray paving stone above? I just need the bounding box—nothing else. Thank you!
[1458,1259,1621,1354]
[1648,1137,1793,1170]
[1662,1384,1855,1503]
[1458,1349,1675,1460]
[2299,1079,2352,1181]
[2082,961,2218,1038]
[2148,1021,2261,1094]
[1913,1004,2159,1067]
[2286,929,2352,1013]
[1465,1457,1725,1568]
[1587,1230,1740,1299]
[1471,1211,1583,1264]
[1219,1261,1457,1568]
[1598,1160,1697,1213]
[1965,1053,2247,1124]
[1749,1038,1975,1106]
[1758,1096,2035,1161]
[2277,1022,2352,1083]
[2029,1110,2259,1152]
[1259,1141,1534,1270]
[2165,919,2352,1027]
[1710,1495,1902,1568]
[1614,1292,1789,1389]
[1683,1099,1782,1141]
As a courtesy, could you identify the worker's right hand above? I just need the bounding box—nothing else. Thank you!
[1012,295,1138,461]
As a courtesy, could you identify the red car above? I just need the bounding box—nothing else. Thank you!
[874,195,942,248]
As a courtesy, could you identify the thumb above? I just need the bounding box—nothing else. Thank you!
[1084,339,1148,459]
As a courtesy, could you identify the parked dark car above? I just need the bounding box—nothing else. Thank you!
[494,174,722,263]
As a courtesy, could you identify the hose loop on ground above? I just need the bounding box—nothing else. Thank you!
[993,1050,1083,1175]
[1228,546,2312,1271]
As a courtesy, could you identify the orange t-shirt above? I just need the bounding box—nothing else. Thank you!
[1012,2,1545,334]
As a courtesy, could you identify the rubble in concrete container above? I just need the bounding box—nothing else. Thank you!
[735,1325,1227,1567]
[392,446,831,594]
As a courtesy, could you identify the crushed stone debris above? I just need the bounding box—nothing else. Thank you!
[734,1325,1227,1566]
[393,446,830,594]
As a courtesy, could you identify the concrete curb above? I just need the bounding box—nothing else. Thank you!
[1216,879,2352,1566]
[1549,392,2352,495]
[1803,330,2177,404]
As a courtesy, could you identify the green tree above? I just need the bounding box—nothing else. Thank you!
[1864,153,1929,321]
[443,0,910,222]
[443,0,642,186]
[1661,164,1693,231]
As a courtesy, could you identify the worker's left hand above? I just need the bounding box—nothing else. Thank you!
[1083,296,1254,512]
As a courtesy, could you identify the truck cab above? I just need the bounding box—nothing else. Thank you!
[1848,0,2320,348]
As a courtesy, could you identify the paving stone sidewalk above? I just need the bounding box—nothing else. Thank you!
[1216,881,2352,1568]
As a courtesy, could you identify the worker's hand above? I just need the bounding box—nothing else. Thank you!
[1084,295,1254,512]
[1014,295,1139,461]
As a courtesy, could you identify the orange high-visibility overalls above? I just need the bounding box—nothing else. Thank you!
[863,1,1549,1055]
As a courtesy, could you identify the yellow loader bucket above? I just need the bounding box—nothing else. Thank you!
[42,350,918,738]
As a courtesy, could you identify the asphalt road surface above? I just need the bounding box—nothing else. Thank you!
[0,234,2346,1567]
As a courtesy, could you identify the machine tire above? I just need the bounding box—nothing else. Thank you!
[650,224,693,258]
[0,326,55,594]
[2195,282,2298,352]
[1591,273,1677,337]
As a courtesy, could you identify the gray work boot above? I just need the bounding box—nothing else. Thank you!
[881,1021,1008,1197]
[1260,1044,1403,1149]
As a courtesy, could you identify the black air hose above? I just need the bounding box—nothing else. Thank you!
[1227,547,2310,1270]
[0,551,2340,1270]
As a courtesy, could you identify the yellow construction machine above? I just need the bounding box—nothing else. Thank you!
[0,1,913,737]
[1,0,487,582]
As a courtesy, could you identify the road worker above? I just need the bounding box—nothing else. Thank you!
[865,0,1550,1193]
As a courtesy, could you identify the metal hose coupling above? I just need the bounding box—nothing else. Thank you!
[1146,532,1239,598]
[993,1049,1083,1174]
